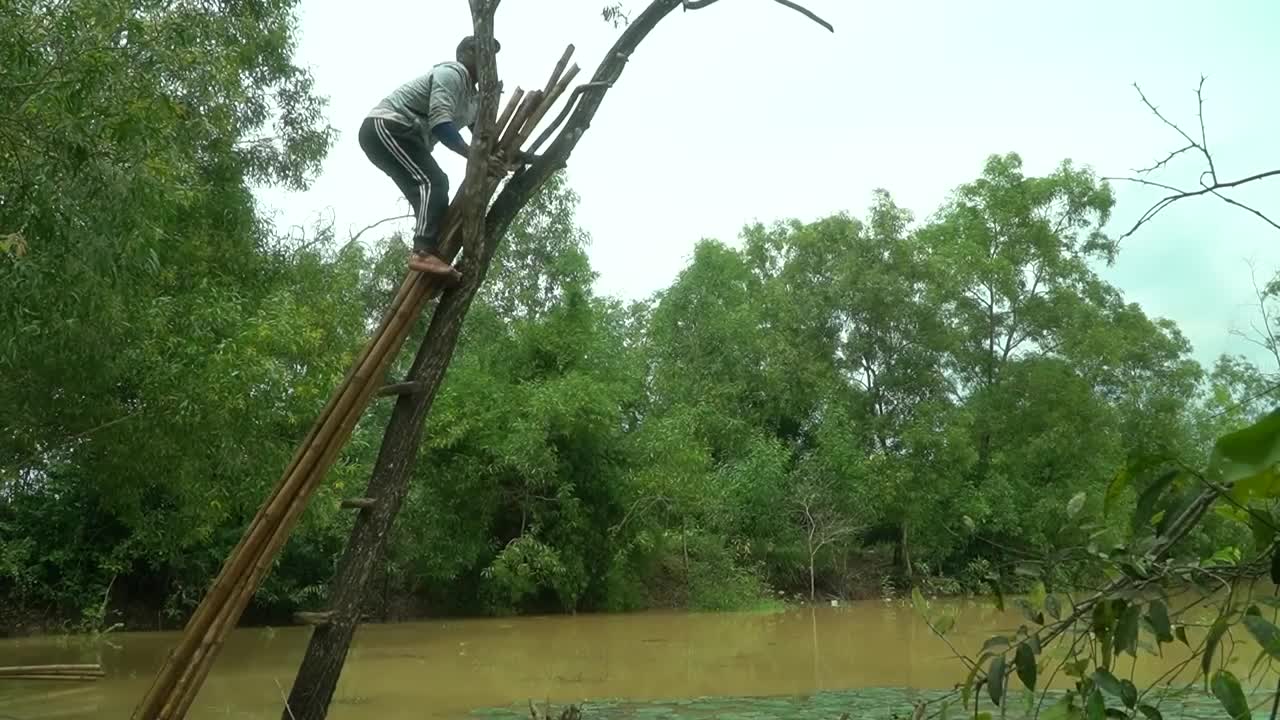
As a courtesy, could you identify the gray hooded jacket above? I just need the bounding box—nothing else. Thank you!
[367,61,478,150]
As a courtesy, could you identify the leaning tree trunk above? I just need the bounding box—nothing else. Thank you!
[283,230,501,719]
[281,1,833,718]
[282,6,508,719]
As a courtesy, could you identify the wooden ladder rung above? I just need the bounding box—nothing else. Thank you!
[376,381,426,397]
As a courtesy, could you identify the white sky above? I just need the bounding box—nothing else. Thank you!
[257,0,1280,369]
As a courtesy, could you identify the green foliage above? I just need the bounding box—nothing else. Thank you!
[1015,641,1037,692]
[988,654,1006,706]
[8,13,1280,720]
[1211,670,1251,720]
[4,96,1276,641]
[919,399,1280,719]
[0,0,341,625]
[1242,612,1280,659]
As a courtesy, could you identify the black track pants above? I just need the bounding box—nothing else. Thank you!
[358,116,450,255]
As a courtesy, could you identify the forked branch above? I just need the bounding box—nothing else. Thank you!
[1108,76,1279,241]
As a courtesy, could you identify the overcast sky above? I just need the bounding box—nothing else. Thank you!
[256,0,1280,370]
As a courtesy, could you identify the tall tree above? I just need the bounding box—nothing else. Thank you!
[922,152,1114,478]
[0,0,340,622]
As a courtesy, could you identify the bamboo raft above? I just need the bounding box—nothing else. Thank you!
[131,45,584,720]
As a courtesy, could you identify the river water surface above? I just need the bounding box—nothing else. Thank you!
[0,598,1253,719]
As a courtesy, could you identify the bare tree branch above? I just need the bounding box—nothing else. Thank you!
[347,213,413,246]
[1195,76,1217,184]
[1108,176,1194,195]
[526,81,611,157]
[1109,77,1279,241]
[681,0,834,32]
[1211,189,1280,233]
[1134,143,1195,176]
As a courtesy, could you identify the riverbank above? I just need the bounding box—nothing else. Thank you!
[0,543,916,640]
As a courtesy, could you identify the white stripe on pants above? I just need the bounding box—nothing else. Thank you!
[373,118,433,238]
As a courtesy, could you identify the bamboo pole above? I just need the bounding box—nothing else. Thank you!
[526,81,609,158]
[0,664,102,675]
[160,278,437,719]
[513,65,580,151]
[499,45,579,164]
[495,87,525,141]
[500,91,543,146]
[134,273,420,719]
[156,246,449,718]
[167,279,438,719]
[542,45,575,96]
[0,671,102,676]
[138,278,427,719]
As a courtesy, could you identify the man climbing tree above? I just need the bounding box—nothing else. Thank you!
[360,34,525,281]
[130,4,836,719]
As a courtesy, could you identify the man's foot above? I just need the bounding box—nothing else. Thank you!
[409,251,462,284]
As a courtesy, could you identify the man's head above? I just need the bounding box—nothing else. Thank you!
[456,35,501,78]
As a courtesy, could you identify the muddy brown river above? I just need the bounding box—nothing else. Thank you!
[0,599,1258,719]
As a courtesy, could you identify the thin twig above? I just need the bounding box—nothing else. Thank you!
[1205,381,1280,422]
[1210,189,1280,232]
[1195,76,1217,184]
[347,213,413,246]
[3,410,144,475]
[1106,176,1188,195]
[1135,144,1195,175]
[275,678,297,720]
[682,0,834,32]
[1133,81,1202,155]
[1241,260,1280,371]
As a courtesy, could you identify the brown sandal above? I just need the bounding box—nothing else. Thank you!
[409,251,462,285]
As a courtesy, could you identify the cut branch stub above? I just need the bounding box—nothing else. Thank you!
[293,611,335,627]
[377,381,426,397]
[340,498,376,510]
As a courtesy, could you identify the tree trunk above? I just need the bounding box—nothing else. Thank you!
[809,553,816,602]
[283,259,491,720]
[899,523,911,579]
[281,6,520,718]
[681,518,690,599]
[891,522,905,573]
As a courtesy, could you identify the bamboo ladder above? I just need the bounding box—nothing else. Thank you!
[132,46,583,720]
